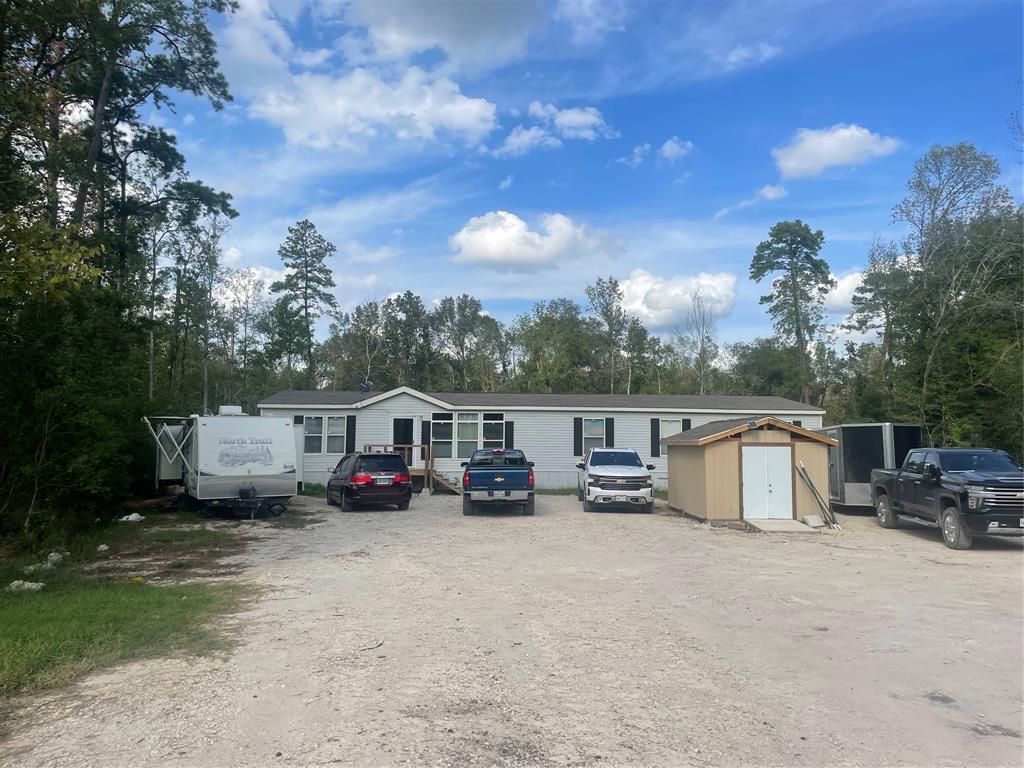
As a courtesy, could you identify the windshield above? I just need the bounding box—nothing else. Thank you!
[589,450,643,467]
[357,455,407,472]
[470,449,527,466]
[940,451,1022,473]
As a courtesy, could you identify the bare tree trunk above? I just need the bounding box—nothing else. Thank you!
[72,54,115,224]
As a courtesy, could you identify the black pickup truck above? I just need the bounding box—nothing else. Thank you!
[871,448,1023,549]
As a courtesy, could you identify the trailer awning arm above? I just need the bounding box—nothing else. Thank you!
[141,416,196,476]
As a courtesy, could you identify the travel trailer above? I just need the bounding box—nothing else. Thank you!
[143,406,297,514]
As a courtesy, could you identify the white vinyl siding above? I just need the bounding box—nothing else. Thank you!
[260,394,823,489]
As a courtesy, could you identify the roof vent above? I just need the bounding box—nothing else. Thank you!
[218,405,245,416]
[747,420,758,429]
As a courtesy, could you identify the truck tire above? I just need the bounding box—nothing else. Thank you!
[643,501,654,514]
[875,494,898,528]
[941,507,973,550]
[583,498,594,513]
[340,490,353,512]
[577,486,583,502]
[463,496,474,516]
[523,496,535,516]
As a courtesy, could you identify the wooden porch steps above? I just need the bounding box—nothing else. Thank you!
[431,472,462,495]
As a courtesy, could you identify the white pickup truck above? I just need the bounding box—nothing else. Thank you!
[576,447,655,513]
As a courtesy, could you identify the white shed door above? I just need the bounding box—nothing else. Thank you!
[742,445,793,519]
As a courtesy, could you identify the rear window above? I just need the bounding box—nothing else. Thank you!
[356,455,407,472]
[470,449,527,466]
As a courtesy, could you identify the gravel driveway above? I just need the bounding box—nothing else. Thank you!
[2,493,1022,767]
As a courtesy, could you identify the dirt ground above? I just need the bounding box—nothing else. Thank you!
[2,493,1022,768]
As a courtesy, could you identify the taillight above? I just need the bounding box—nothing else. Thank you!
[462,470,470,488]
[527,467,535,488]
[394,473,411,484]
[352,472,373,485]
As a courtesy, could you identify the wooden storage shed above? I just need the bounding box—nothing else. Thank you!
[662,416,837,523]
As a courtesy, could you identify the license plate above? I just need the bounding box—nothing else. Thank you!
[374,477,392,486]
[615,495,628,502]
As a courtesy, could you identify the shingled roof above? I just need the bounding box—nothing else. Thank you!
[661,416,837,446]
[258,387,822,413]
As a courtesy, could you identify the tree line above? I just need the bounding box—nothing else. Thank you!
[0,1,1020,543]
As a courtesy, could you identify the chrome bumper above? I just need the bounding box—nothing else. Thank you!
[467,490,531,501]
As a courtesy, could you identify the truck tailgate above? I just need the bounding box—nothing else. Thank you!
[467,467,532,490]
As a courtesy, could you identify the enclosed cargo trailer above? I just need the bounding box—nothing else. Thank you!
[144,407,297,514]
[817,423,923,507]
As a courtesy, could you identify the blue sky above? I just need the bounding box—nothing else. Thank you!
[164,0,1022,343]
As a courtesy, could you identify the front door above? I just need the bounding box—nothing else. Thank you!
[392,418,414,466]
[742,445,793,519]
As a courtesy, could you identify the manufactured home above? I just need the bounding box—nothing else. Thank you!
[257,387,824,490]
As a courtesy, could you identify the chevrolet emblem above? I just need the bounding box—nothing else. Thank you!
[616,478,626,484]
[494,476,505,483]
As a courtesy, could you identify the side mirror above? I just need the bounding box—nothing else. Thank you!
[924,462,940,480]
[528,461,535,467]
[460,461,468,467]
[575,462,585,470]
[646,464,656,470]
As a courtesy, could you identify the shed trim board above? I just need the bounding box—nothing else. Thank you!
[258,387,824,489]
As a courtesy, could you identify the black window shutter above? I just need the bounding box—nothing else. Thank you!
[573,417,583,456]
[420,420,430,461]
[682,418,692,432]
[605,417,615,448]
[650,418,660,457]
[293,415,304,425]
[345,415,356,453]
[504,421,514,449]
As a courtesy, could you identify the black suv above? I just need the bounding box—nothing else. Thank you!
[327,452,413,511]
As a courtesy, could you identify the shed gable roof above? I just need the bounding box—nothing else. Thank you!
[662,416,838,446]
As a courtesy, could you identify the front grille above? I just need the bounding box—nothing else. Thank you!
[596,481,644,491]
[983,487,1024,508]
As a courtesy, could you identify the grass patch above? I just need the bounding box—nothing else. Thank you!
[536,487,580,495]
[654,489,668,500]
[0,575,243,697]
[300,482,327,498]
[0,498,249,699]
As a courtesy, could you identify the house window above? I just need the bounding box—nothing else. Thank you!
[482,412,505,449]
[792,420,802,428]
[326,416,346,453]
[304,416,323,454]
[457,413,479,458]
[583,418,605,452]
[660,418,683,440]
[431,413,453,458]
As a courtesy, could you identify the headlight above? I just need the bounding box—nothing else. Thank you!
[640,476,653,488]
[588,474,604,485]
[966,487,987,509]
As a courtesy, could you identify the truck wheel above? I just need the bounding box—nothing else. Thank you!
[583,498,594,513]
[875,494,898,528]
[340,490,353,512]
[462,496,474,516]
[523,496,535,516]
[941,507,973,550]
[577,487,583,502]
[644,501,654,514]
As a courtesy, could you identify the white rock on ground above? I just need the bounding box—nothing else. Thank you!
[119,513,145,523]
[47,552,66,565]
[6,580,44,592]
[96,544,109,552]
[22,562,55,574]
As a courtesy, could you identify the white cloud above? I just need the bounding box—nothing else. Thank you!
[449,210,620,271]
[341,240,400,265]
[615,143,651,168]
[223,245,244,265]
[498,174,514,191]
[713,184,788,220]
[825,271,863,312]
[659,136,694,162]
[717,42,781,71]
[528,101,617,140]
[182,113,195,126]
[491,125,561,157]
[554,0,629,45]
[251,66,496,150]
[619,268,737,329]
[340,0,542,70]
[772,123,902,179]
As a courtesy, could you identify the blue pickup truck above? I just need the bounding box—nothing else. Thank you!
[461,449,535,516]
